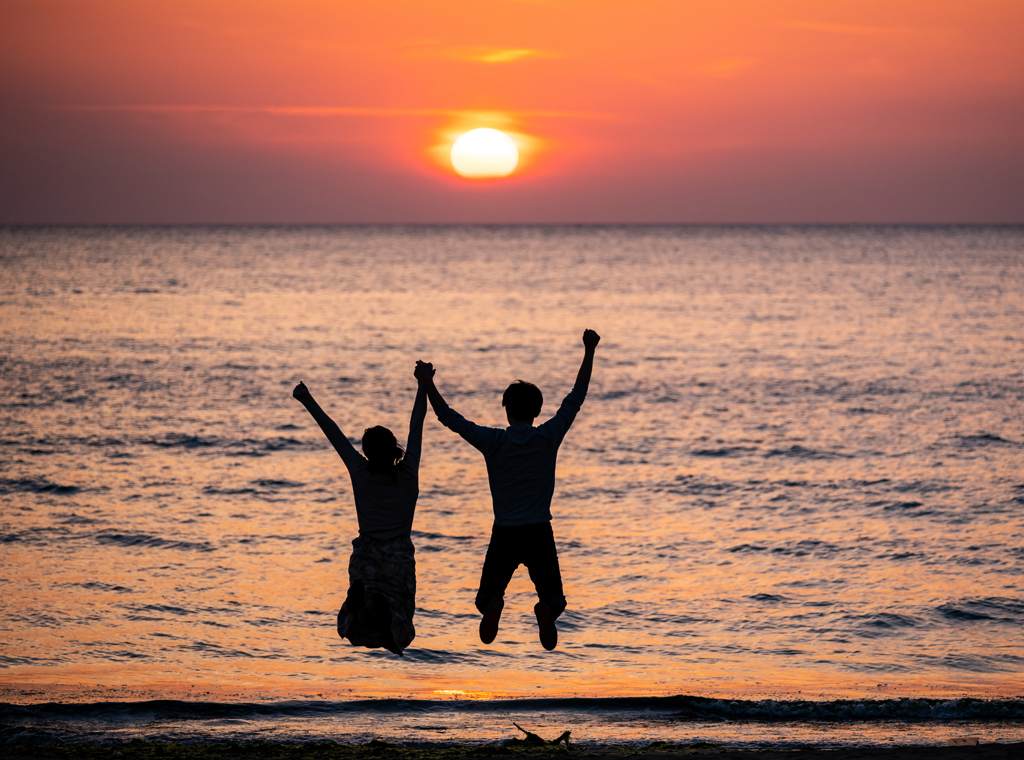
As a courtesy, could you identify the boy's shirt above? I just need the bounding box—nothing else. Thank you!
[435,385,587,526]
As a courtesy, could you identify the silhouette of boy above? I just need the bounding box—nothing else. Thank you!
[419,329,600,650]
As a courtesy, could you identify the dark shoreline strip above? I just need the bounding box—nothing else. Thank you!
[2,740,1024,760]
[4,696,1024,723]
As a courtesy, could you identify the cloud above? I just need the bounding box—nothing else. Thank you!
[466,48,550,64]
[406,44,561,64]
[55,105,459,117]
[49,104,610,121]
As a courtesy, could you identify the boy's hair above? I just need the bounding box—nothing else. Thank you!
[502,380,543,421]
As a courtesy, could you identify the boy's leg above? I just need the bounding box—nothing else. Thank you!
[475,525,521,613]
[523,522,566,619]
[476,524,520,643]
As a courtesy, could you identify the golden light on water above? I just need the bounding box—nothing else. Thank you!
[450,128,519,178]
[431,689,498,700]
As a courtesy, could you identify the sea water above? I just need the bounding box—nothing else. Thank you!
[1,225,1022,746]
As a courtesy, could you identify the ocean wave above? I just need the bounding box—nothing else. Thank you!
[56,512,103,525]
[77,581,133,593]
[203,487,258,496]
[0,655,38,670]
[3,696,1023,724]
[890,480,957,494]
[728,543,768,553]
[662,476,738,495]
[239,437,320,452]
[937,598,1024,623]
[691,446,757,458]
[1,526,74,545]
[727,540,850,558]
[0,477,80,495]
[146,433,223,449]
[139,433,318,454]
[844,612,923,630]
[93,531,215,552]
[952,434,1021,448]
[595,390,635,400]
[410,530,477,542]
[764,445,850,460]
[123,603,195,618]
[879,500,924,511]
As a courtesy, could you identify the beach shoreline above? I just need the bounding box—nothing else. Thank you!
[4,690,1022,750]
[3,741,1024,760]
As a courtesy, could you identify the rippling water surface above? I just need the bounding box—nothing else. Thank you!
[1,225,1022,742]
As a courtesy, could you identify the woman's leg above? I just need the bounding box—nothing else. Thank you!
[337,579,365,639]
[367,535,417,654]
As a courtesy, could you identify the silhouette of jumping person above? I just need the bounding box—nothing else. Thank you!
[419,329,600,650]
[292,363,431,656]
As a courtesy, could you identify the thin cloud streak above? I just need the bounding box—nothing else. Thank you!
[409,46,562,64]
[48,104,611,121]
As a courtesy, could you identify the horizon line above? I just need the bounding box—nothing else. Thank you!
[3,221,1022,228]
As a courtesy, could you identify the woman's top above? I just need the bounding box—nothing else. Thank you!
[332,388,426,540]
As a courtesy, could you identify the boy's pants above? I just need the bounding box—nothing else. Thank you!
[475,521,566,619]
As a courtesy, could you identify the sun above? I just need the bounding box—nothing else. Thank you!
[450,128,519,178]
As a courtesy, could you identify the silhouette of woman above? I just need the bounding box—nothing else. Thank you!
[292,362,431,656]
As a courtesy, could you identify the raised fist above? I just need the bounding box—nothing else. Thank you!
[292,381,312,401]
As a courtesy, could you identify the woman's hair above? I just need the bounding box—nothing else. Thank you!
[361,426,405,481]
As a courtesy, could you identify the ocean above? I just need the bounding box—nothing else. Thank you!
[1,225,1022,747]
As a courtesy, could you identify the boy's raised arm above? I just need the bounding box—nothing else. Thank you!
[415,360,447,414]
[415,360,499,454]
[539,329,601,440]
[574,329,601,391]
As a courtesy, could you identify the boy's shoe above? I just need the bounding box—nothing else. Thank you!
[534,602,558,651]
[479,596,504,644]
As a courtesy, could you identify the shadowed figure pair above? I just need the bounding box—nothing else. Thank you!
[293,329,600,655]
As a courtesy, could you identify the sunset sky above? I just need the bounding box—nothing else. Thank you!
[1,0,1022,223]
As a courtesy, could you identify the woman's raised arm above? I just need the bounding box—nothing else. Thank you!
[293,382,362,468]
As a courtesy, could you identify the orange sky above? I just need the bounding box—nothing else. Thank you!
[1,0,1022,222]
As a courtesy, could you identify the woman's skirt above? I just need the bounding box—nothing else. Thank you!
[336,533,416,654]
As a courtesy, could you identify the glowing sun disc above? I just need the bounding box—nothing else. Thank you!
[451,128,519,178]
